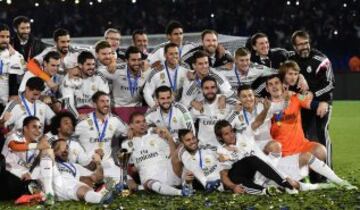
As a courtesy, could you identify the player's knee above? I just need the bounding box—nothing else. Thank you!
[264,141,282,154]
[311,143,327,161]
[299,152,312,167]
[77,185,92,200]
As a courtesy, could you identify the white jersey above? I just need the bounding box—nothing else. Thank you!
[219,63,278,93]
[75,112,127,163]
[61,73,109,117]
[145,102,195,142]
[180,69,237,108]
[191,95,231,146]
[18,71,63,96]
[0,49,25,105]
[143,64,189,107]
[226,103,273,150]
[122,132,172,184]
[216,130,269,171]
[148,41,197,65]
[1,97,55,132]
[98,63,150,107]
[1,132,40,178]
[34,46,82,73]
[46,133,91,166]
[179,145,223,190]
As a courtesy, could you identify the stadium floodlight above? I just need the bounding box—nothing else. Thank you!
[35,2,39,7]
[89,1,93,5]
[6,0,11,5]
[132,0,136,4]
[286,0,290,5]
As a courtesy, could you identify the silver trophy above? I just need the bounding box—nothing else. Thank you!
[116,148,132,197]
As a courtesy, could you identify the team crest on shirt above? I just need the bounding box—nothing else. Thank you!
[128,141,133,148]
[109,125,113,131]
[39,110,43,116]
[205,157,211,166]
[172,117,177,123]
[87,119,93,126]
[306,66,312,73]
[160,73,165,80]
[149,140,155,147]
[238,115,244,122]
[91,84,96,91]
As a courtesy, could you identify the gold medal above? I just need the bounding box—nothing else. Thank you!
[98,142,104,149]
[277,121,281,126]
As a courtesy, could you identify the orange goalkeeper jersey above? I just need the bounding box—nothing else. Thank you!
[270,95,316,156]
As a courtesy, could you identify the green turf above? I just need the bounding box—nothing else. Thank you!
[1,101,360,210]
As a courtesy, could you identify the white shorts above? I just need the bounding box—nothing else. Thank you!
[277,154,308,181]
[55,178,87,201]
[140,160,181,186]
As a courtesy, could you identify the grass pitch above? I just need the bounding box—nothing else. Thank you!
[1,101,359,210]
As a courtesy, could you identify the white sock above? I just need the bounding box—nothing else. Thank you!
[84,191,103,204]
[308,156,343,184]
[299,182,319,191]
[148,181,182,196]
[40,156,54,195]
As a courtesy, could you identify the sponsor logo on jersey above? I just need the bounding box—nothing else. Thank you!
[306,66,312,73]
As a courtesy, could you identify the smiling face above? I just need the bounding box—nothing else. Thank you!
[238,89,255,110]
[167,28,183,46]
[220,125,236,145]
[94,95,110,115]
[157,90,173,112]
[17,22,31,41]
[235,54,251,73]
[79,58,96,77]
[23,119,42,141]
[266,76,284,99]
[253,36,269,56]
[127,52,142,73]
[44,58,61,76]
[180,131,198,153]
[165,46,179,67]
[202,33,218,55]
[56,35,71,55]
[293,36,311,58]
[202,80,218,102]
[105,31,121,51]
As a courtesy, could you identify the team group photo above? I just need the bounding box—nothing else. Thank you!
[0,0,359,209]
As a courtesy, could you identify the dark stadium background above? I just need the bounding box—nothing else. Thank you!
[1,0,359,98]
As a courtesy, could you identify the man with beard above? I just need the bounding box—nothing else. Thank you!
[0,77,55,132]
[61,51,109,118]
[144,43,189,107]
[182,29,233,69]
[145,86,194,142]
[289,30,334,168]
[18,51,61,97]
[99,46,150,107]
[148,21,196,66]
[11,16,48,61]
[180,51,236,108]
[190,76,232,146]
[75,91,127,183]
[250,33,290,69]
[121,112,190,196]
[52,139,114,204]
[0,24,26,109]
[132,30,149,57]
